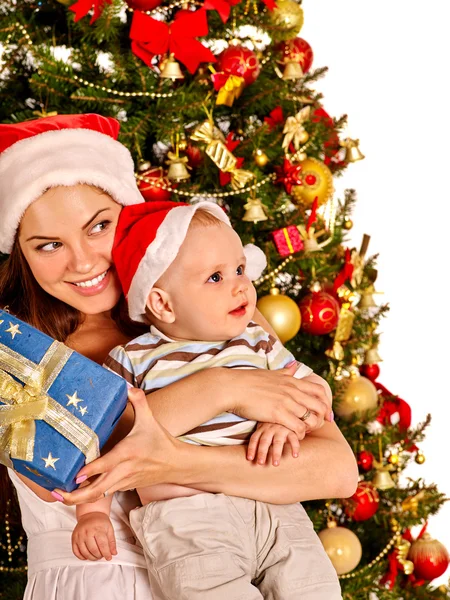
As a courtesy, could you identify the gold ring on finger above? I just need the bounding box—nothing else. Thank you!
[300,408,311,422]
[103,489,110,498]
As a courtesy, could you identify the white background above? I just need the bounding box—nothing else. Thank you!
[302,0,450,586]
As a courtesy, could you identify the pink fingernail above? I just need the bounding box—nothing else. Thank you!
[287,360,297,367]
[273,461,279,466]
[76,475,88,484]
[51,491,64,502]
[293,453,299,458]
[329,411,334,422]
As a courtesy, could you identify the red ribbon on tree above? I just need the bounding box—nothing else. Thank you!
[219,133,244,186]
[275,157,302,194]
[306,197,318,233]
[264,106,284,131]
[333,248,354,292]
[130,9,216,74]
[204,0,241,22]
[69,0,111,23]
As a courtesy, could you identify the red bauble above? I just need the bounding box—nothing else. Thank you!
[279,37,313,73]
[343,482,379,521]
[357,450,374,472]
[137,167,172,202]
[298,291,340,335]
[217,45,260,86]
[408,533,450,580]
[360,363,380,381]
[125,0,162,9]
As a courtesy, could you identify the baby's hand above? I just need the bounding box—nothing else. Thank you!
[72,512,117,561]
[247,422,301,467]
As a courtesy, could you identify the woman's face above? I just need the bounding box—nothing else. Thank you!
[19,184,123,315]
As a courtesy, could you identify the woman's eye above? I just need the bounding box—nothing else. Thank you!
[90,220,110,234]
[207,272,222,283]
[37,241,62,253]
[236,265,244,276]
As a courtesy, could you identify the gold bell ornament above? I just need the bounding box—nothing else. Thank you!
[282,60,303,80]
[159,53,184,80]
[358,285,379,309]
[334,367,378,419]
[372,438,396,490]
[364,343,383,365]
[256,287,301,344]
[318,520,362,575]
[340,138,365,163]
[242,193,268,223]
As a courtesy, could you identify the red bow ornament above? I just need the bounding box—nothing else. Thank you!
[204,0,241,23]
[130,9,216,74]
[70,0,111,23]
[333,248,354,293]
[274,158,302,195]
[264,106,284,131]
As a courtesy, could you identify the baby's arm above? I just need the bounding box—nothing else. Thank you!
[72,494,117,561]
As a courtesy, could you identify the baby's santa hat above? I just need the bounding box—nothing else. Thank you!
[113,201,267,323]
[0,113,143,254]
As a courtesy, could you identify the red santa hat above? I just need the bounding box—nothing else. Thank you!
[113,200,267,322]
[0,113,143,254]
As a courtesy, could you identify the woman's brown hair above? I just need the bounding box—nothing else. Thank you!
[0,239,147,519]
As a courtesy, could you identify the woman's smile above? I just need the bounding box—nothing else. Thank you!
[67,268,112,296]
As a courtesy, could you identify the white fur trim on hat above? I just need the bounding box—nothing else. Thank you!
[128,201,231,322]
[0,128,143,254]
[243,243,267,281]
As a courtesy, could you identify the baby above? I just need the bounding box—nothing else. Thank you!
[72,201,342,599]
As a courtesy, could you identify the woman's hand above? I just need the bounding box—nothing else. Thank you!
[225,363,332,438]
[55,389,181,505]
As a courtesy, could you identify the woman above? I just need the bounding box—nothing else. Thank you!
[0,114,358,599]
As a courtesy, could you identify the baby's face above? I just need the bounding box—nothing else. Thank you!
[161,221,257,341]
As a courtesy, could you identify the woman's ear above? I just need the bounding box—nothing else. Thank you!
[146,288,176,323]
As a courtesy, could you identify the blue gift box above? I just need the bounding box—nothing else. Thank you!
[0,310,128,491]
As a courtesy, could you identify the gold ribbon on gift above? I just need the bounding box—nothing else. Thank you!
[191,119,255,190]
[325,305,356,361]
[282,106,311,152]
[0,341,100,466]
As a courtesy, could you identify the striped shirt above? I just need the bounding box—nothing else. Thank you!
[104,321,313,446]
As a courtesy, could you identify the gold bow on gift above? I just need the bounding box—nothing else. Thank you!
[0,341,99,468]
[217,75,245,107]
[191,119,254,190]
[282,106,311,152]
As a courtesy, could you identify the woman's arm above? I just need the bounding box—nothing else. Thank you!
[57,390,358,505]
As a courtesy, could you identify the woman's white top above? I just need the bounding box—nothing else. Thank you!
[8,469,152,600]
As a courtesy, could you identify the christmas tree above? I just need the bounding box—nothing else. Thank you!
[1,0,449,598]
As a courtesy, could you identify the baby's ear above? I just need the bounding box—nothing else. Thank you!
[146,288,175,324]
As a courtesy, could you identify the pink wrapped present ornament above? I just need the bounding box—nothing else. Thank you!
[272,225,304,257]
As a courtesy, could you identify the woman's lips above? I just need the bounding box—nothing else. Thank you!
[67,269,112,297]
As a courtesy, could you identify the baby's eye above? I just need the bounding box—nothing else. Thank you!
[207,272,222,283]
[37,241,62,253]
[236,265,244,276]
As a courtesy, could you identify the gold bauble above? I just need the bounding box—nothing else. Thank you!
[344,219,353,230]
[254,149,269,167]
[319,522,362,575]
[270,0,304,39]
[257,287,301,344]
[415,451,426,464]
[335,372,378,419]
[290,157,334,208]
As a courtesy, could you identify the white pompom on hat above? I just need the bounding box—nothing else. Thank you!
[112,200,267,323]
[0,113,143,254]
